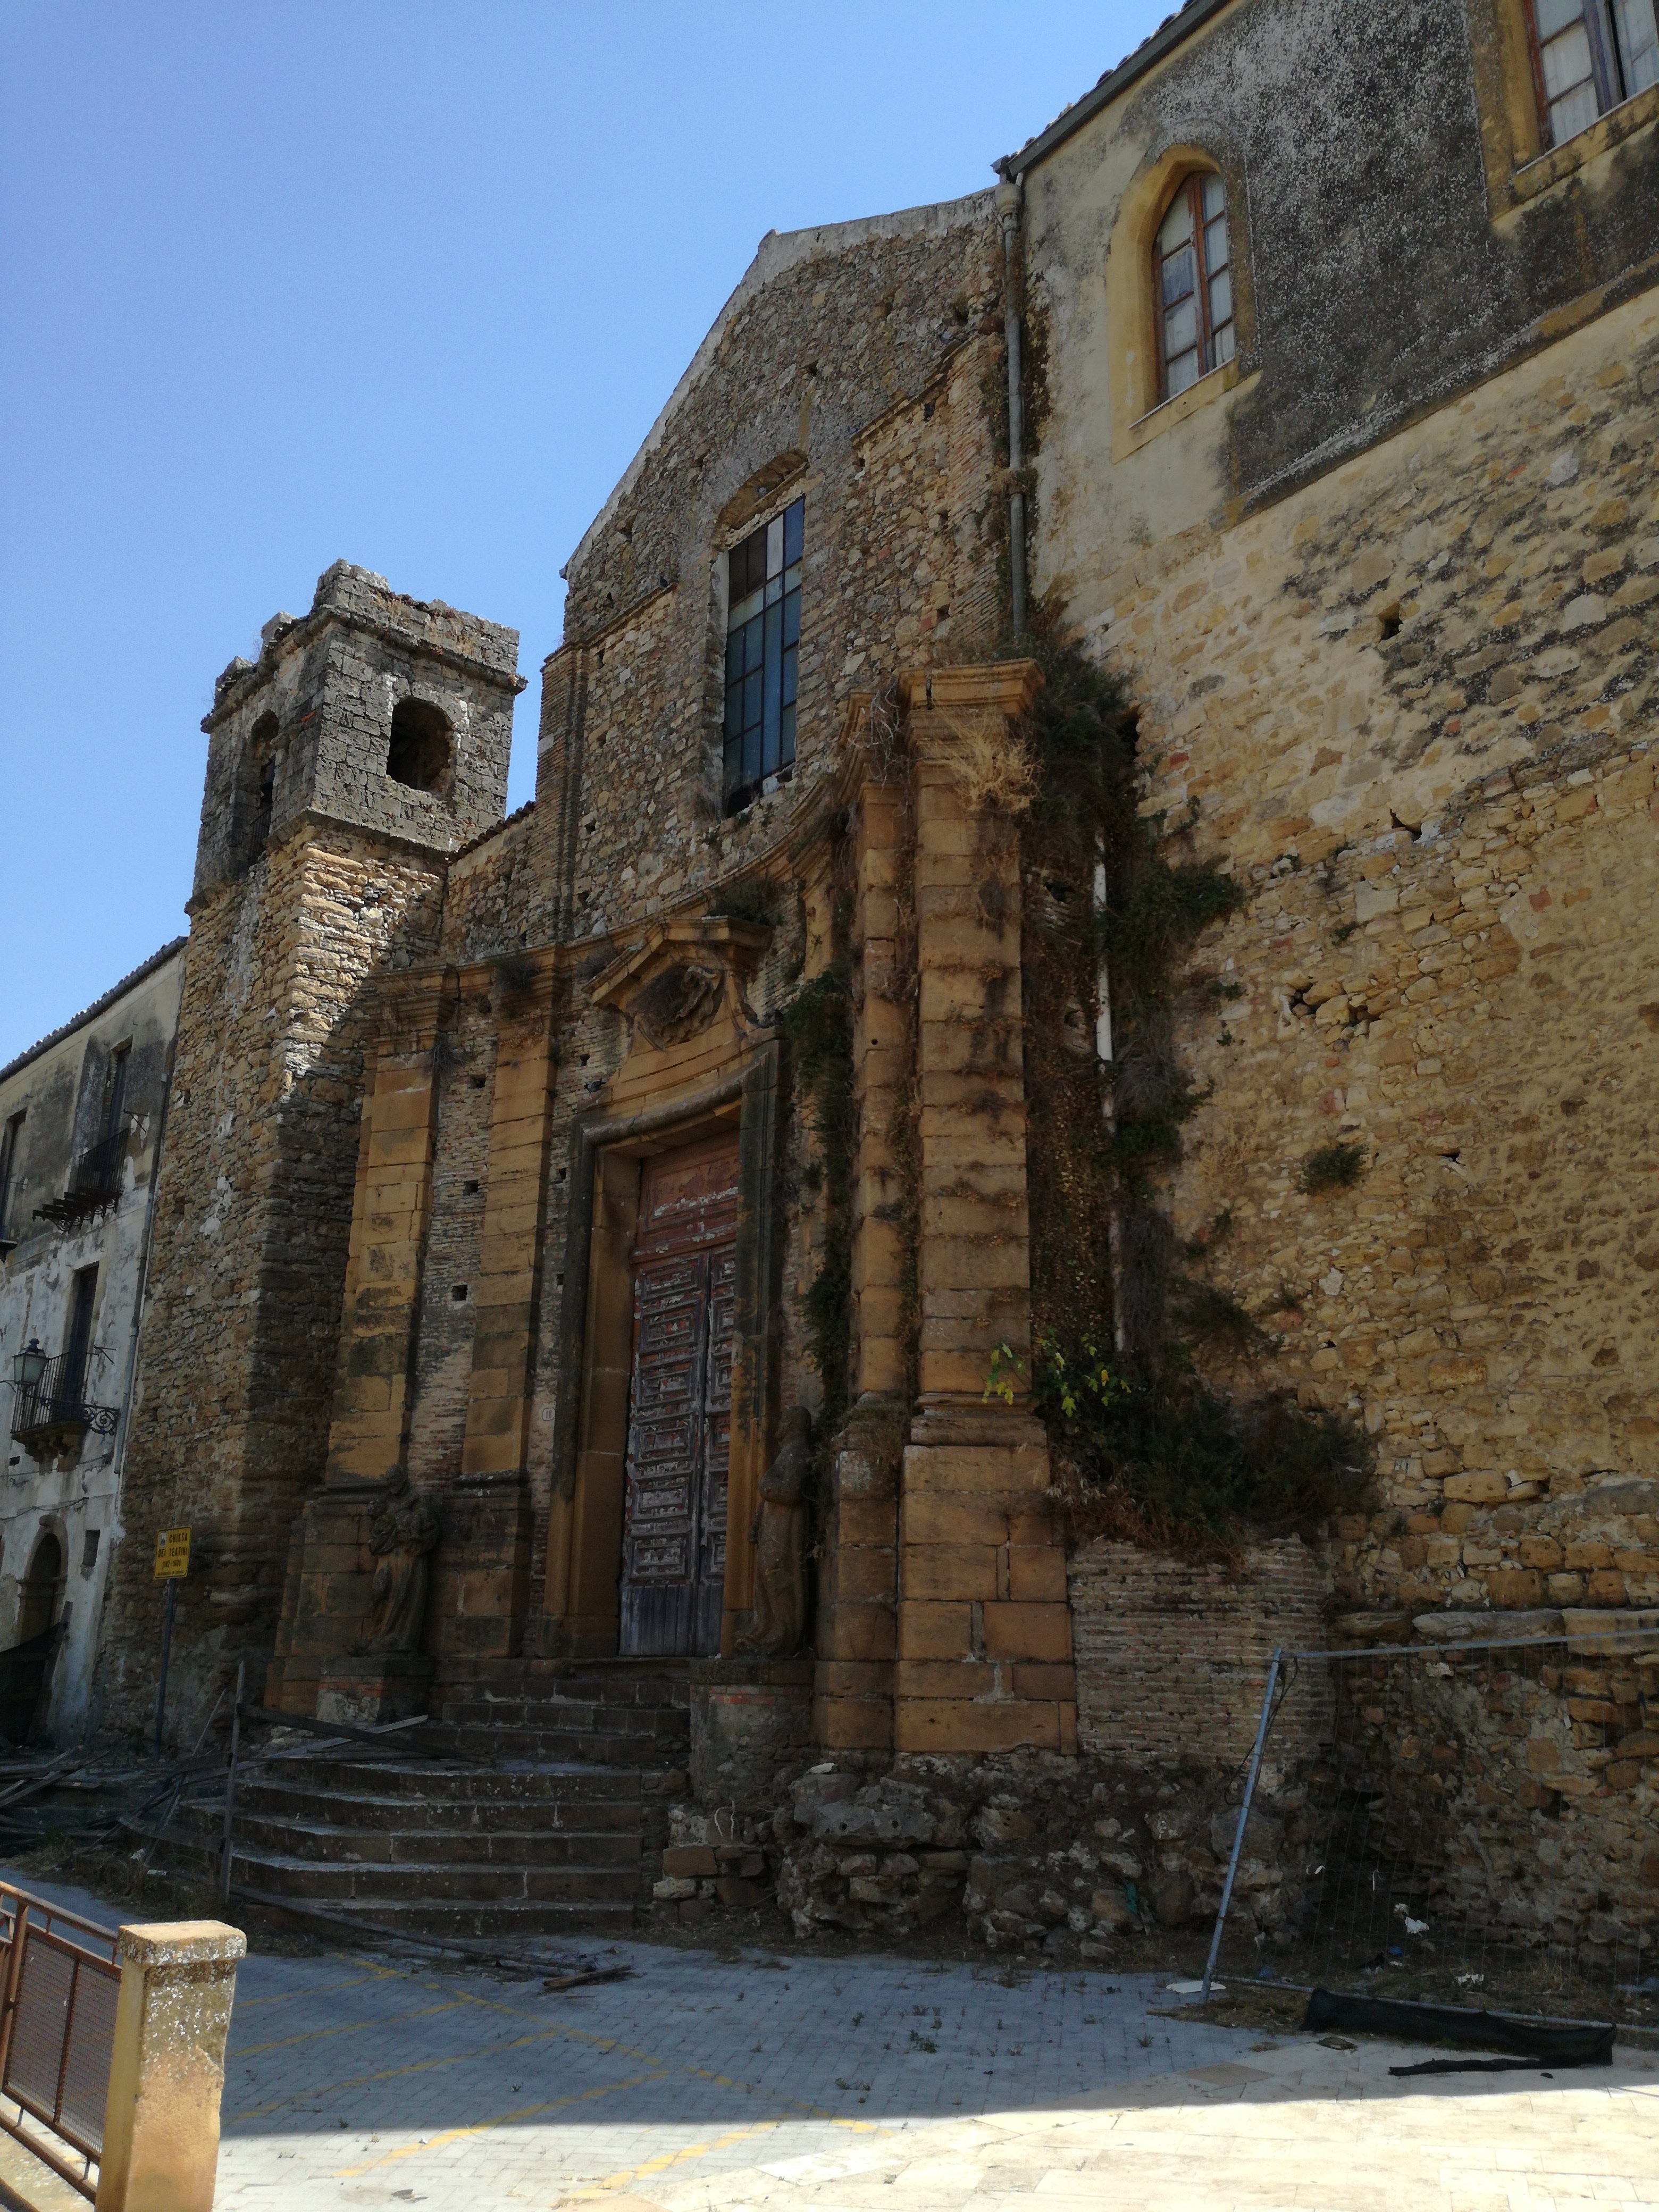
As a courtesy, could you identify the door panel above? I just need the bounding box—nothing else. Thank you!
[619,1136,740,1658]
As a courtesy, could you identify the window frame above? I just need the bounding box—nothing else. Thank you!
[720,493,804,818]
[0,1110,23,1243]
[1151,169,1236,408]
[1524,0,1659,147]
[62,1265,99,1408]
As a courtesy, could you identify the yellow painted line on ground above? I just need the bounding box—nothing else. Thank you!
[683,2063,893,2131]
[356,1957,665,2065]
[232,1966,402,2012]
[333,2067,668,2177]
[566,2117,786,2196]
[231,2013,669,2126]
[566,2101,903,2200]
[230,1995,465,2058]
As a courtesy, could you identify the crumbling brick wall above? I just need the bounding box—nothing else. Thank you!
[1069,1538,1330,1768]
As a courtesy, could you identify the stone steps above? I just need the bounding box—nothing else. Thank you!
[166,1752,648,1937]
[180,1664,693,1938]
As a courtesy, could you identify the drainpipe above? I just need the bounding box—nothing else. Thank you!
[994,173,1027,643]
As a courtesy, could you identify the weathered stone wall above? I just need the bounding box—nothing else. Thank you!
[0,942,184,1739]
[1069,1538,1329,1767]
[195,563,521,900]
[100,831,447,1732]
[1021,0,1659,567]
[533,198,1006,942]
[1067,290,1659,1596]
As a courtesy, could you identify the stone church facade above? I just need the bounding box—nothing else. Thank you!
[84,0,1657,1945]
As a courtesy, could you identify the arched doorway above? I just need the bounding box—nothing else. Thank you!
[0,1533,65,1743]
[17,1532,63,1645]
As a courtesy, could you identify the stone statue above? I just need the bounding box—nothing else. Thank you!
[354,1468,441,1657]
[738,1408,812,1657]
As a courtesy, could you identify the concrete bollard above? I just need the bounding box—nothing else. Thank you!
[95,1920,246,2212]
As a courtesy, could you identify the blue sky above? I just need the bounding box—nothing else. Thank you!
[0,2,1167,1066]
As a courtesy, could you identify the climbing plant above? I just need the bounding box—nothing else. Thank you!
[1013,633,1372,1556]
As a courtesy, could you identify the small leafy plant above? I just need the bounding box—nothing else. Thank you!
[1299,1141,1368,1194]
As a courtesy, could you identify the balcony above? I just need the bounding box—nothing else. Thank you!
[9,1353,119,1448]
[33,1124,130,1231]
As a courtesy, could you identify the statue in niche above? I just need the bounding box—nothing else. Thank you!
[354,1467,441,1657]
[737,1407,812,1657]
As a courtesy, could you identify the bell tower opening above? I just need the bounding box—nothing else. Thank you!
[387,697,453,793]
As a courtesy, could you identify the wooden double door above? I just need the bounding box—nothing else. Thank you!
[619,1135,739,1657]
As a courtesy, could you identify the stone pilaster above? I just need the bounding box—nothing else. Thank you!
[815,748,908,1752]
[266,966,454,1712]
[892,663,1076,1756]
[324,967,456,1482]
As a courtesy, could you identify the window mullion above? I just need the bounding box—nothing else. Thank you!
[1190,176,1215,374]
[1582,0,1624,105]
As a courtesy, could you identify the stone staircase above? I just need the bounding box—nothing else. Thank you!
[165,1660,691,1940]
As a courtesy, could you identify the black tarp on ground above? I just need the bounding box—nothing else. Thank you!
[1302,1987,1614,2066]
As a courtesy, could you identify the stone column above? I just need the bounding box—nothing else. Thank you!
[96,1920,246,2212]
[892,664,1076,1757]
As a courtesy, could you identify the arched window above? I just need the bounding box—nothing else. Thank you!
[1153,171,1235,404]
[233,711,281,874]
[387,697,452,793]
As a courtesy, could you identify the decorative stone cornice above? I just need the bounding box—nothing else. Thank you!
[898,660,1043,717]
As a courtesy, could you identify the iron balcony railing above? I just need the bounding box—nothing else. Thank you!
[33,1125,130,1233]
[9,1354,118,1445]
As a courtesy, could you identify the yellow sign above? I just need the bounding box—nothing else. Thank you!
[153,1528,191,1580]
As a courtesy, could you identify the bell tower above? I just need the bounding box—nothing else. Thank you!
[98,565,524,1739]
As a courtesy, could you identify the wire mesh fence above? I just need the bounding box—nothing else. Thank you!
[1205,1624,1659,2032]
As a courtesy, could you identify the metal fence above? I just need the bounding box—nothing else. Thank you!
[1205,1626,1659,2033]
[0,1883,121,2201]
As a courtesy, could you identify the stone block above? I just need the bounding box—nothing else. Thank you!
[902,1443,1051,1496]
[1006,1544,1066,1602]
[661,1844,720,1879]
[816,1697,893,1751]
[893,1698,1063,1754]
[833,1547,899,1603]
[901,1496,1009,1547]
[818,1599,896,1662]
[1443,1472,1509,1503]
[901,1544,998,1601]
[982,1601,1073,1663]
[897,1601,973,1659]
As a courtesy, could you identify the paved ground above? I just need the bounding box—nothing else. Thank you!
[3,1866,1656,2209]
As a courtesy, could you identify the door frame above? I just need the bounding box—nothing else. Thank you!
[544,1038,782,1657]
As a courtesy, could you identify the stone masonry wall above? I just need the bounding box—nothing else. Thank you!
[100,829,445,1736]
[196,564,520,901]
[533,200,1005,943]
[1072,285,1658,1629]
